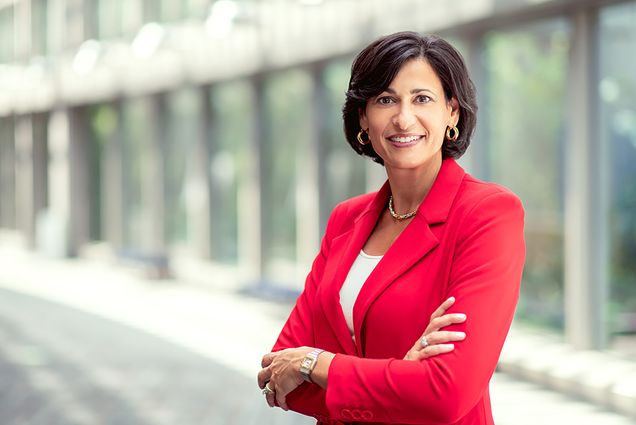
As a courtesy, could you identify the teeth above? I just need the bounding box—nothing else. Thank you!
[390,136,420,143]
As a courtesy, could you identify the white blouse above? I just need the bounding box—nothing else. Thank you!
[339,249,383,339]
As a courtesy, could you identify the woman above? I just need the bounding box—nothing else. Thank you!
[257,31,525,425]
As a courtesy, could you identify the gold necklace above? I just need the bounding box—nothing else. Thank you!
[388,195,417,220]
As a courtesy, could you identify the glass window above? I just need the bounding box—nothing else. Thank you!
[121,97,152,251]
[482,20,570,329]
[160,0,188,22]
[142,0,161,23]
[121,0,143,38]
[599,1,636,356]
[0,5,14,62]
[31,0,48,56]
[209,81,251,264]
[0,117,16,229]
[261,70,311,282]
[321,59,366,231]
[185,0,210,20]
[32,112,49,211]
[165,89,199,247]
[87,105,120,241]
[97,0,124,39]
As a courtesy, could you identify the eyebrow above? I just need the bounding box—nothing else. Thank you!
[384,87,436,95]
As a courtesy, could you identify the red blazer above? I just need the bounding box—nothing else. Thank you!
[272,158,525,425]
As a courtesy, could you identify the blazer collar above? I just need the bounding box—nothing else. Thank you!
[354,158,465,226]
[417,158,465,224]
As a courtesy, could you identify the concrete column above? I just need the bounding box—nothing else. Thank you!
[46,108,90,257]
[102,102,125,251]
[14,0,32,61]
[68,107,90,253]
[564,8,608,350]
[145,94,167,255]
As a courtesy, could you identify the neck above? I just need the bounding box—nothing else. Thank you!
[385,155,443,215]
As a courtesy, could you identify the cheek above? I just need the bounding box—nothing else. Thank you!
[367,114,388,136]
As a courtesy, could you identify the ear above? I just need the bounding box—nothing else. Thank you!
[359,107,368,130]
[448,96,460,125]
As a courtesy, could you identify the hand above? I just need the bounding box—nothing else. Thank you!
[257,347,312,410]
[403,296,467,361]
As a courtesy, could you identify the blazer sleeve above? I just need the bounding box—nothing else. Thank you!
[270,202,344,419]
[325,191,526,424]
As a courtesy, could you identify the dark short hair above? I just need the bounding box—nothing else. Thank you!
[343,32,477,164]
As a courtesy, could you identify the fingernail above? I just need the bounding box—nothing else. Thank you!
[456,313,466,320]
[455,332,466,339]
[447,296,455,303]
[441,344,455,350]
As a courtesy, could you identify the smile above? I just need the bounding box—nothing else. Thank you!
[387,135,423,147]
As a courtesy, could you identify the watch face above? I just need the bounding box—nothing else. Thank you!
[301,358,313,369]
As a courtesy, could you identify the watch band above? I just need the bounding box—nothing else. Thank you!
[299,349,324,383]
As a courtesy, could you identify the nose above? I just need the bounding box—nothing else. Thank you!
[391,103,416,130]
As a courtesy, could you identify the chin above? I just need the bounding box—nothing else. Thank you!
[385,154,440,171]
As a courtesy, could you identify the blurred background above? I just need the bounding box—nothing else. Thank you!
[0,0,635,424]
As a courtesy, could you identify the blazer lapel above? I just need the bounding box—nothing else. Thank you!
[352,159,466,353]
[318,182,390,355]
[351,215,438,354]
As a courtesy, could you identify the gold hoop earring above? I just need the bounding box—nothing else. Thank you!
[446,125,459,142]
[357,128,370,145]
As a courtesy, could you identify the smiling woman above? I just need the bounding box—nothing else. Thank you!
[257,32,525,425]
[359,59,459,192]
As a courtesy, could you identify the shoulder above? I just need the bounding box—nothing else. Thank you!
[328,192,375,225]
[455,173,524,214]
[322,191,377,240]
[446,173,525,237]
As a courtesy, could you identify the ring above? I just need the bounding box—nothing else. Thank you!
[420,335,429,348]
[262,382,275,396]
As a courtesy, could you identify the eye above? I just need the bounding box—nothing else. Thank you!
[376,96,395,105]
[415,94,432,104]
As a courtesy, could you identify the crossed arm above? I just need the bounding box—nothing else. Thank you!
[258,296,466,410]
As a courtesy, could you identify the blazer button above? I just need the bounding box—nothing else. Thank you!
[362,410,373,420]
[341,409,352,420]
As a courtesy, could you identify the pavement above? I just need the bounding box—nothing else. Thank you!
[0,241,634,425]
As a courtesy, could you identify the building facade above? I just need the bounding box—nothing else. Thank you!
[1,0,635,398]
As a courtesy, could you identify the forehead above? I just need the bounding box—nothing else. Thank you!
[385,58,443,91]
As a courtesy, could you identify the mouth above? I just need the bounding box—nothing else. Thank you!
[386,134,423,147]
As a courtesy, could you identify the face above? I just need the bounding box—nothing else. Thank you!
[359,58,460,171]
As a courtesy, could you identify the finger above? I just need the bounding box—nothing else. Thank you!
[265,390,276,408]
[257,368,272,389]
[428,313,467,332]
[261,353,274,368]
[425,330,466,345]
[276,391,289,411]
[430,296,456,321]
[412,343,455,361]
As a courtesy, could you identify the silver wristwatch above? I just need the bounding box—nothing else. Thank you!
[299,349,324,383]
